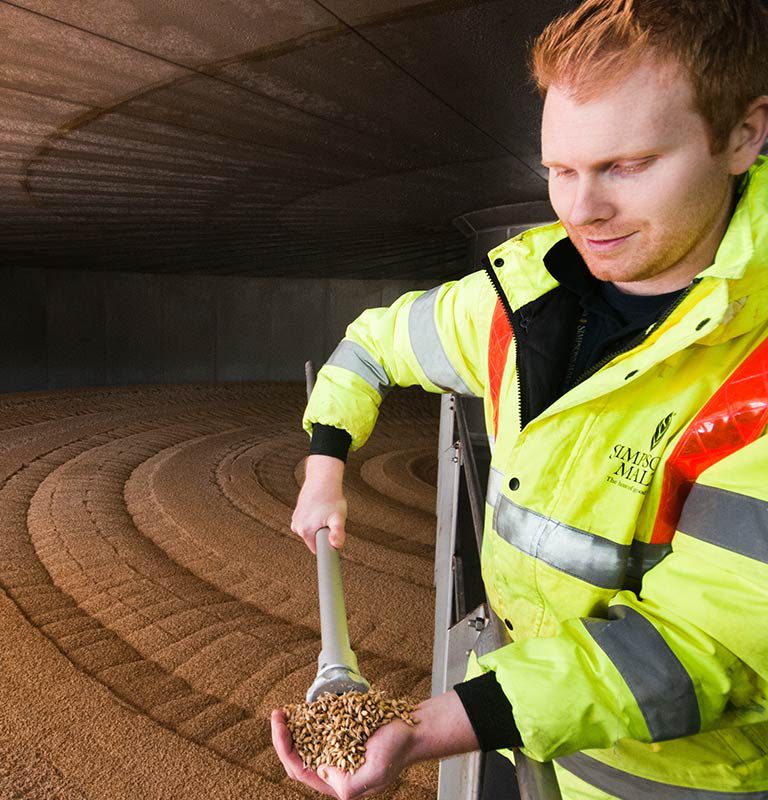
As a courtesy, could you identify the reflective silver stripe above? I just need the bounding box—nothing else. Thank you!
[408,287,475,396]
[625,540,672,582]
[325,339,391,396]
[493,496,630,589]
[557,753,768,799]
[583,606,700,741]
[486,467,504,508]
[679,483,768,564]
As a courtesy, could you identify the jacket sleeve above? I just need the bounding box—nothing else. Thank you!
[303,269,496,449]
[474,434,768,761]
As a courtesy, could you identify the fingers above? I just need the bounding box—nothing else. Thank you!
[289,517,318,554]
[303,529,318,555]
[290,516,346,552]
[272,713,386,800]
[318,766,357,800]
[272,709,371,800]
[318,765,376,800]
[327,512,346,549]
[296,768,338,797]
[270,710,300,779]
[271,711,338,796]
[290,488,347,553]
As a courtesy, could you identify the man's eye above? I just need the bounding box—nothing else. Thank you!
[552,168,575,178]
[612,159,653,175]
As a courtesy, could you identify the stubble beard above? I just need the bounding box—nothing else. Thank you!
[565,219,704,288]
[563,174,735,288]
[565,226,663,284]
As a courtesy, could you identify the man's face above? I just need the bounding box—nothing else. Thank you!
[541,58,735,291]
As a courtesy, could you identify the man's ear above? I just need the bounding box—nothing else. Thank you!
[728,95,768,175]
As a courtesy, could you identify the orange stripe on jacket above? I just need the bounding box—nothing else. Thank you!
[651,335,768,544]
[487,298,514,438]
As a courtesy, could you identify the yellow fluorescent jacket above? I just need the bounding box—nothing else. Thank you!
[304,157,768,799]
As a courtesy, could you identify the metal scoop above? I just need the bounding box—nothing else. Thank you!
[306,526,370,702]
[304,361,370,703]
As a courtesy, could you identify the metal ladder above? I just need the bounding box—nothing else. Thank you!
[432,393,562,800]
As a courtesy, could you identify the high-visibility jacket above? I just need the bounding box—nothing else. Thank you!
[304,155,768,799]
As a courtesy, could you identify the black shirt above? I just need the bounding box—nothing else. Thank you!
[563,277,686,391]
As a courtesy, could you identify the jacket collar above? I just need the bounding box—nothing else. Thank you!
[699,155,767,286]
[693,155,768,345]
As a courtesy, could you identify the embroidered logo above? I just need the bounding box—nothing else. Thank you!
[650,412,675,451]
[606,412,676,495]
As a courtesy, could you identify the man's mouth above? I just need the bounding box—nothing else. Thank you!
[584,233,635,252]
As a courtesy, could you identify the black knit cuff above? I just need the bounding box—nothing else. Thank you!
[309,424,352,462]
[453,672,522,752]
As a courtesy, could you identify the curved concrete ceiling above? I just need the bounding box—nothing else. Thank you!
[2,0,567,278]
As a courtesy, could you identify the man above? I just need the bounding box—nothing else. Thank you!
[272,1,768,797]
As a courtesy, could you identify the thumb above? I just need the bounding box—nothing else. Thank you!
[327,513,347,549]
[318,765,349,798]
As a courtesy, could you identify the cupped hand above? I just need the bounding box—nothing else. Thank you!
[270,709,337,796]
[271,709,414,800]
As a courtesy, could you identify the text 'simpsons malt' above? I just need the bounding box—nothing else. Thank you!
[283,690,418,774]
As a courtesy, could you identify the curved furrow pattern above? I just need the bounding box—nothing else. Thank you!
[134,411,439,668]
[0,383,440,799]
[358,447,438,519]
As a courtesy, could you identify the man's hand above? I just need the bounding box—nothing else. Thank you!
[291,454,347,552]
[271,691,481,799]
[271,708,413,799]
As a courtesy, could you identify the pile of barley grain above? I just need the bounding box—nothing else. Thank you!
[283,690,418,774]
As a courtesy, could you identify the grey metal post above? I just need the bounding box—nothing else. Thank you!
[432,394,462,695]
[433,394,484,799]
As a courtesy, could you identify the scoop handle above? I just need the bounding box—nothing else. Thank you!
[315,527,360,673]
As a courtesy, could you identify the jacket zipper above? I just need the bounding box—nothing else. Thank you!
[484,263,529,429]
[570,277,701,387]
[562,316,587,390]
[485,263,701,427]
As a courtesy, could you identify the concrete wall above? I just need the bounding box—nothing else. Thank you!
[0,267,436,393]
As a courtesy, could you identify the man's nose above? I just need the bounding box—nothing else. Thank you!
[568,176,614,227]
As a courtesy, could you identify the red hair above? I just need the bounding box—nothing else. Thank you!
[530,0,768,152]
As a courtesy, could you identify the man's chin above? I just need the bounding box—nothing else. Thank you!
[575,246,643,281]
[581,258,654,284]
[577,251,623,278]
[569,234,666,284]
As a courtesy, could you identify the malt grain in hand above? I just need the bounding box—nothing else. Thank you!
[283,689,418,774]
